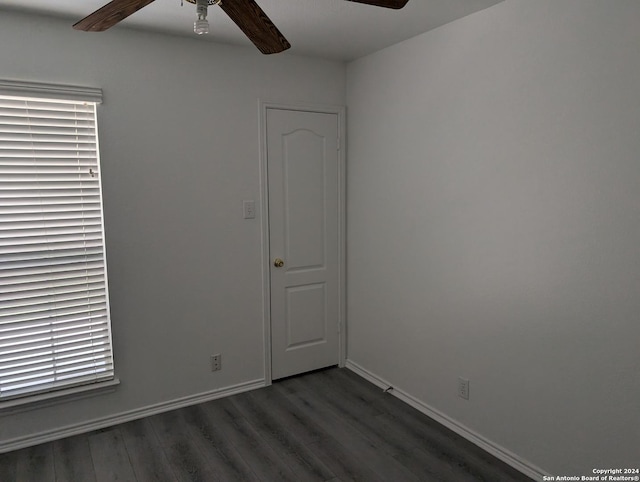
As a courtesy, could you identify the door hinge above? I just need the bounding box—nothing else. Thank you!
[337,137,341,151]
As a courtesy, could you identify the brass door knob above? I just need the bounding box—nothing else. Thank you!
[273,258,284,268]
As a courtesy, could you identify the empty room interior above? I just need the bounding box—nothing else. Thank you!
[0,0,638,480]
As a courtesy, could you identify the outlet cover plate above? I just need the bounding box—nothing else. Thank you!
[458,377,470,400]
[211,354,222,372]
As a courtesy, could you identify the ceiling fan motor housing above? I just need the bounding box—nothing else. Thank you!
[184,0,220,5]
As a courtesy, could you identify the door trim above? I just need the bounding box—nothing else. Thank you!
[259,100,347,384]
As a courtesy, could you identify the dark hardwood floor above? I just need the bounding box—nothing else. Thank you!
[0,367,532,481]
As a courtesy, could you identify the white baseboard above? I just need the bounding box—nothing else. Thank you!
[0,378,265,454]
[345,359,548,481]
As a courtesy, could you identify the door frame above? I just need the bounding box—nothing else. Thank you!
[259,100,347,385]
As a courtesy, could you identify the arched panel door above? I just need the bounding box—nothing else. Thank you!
[267,108,340,380]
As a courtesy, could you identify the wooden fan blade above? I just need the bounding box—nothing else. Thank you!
[345,0,409,9]
[219,0,291,55]
[73,0,156,32]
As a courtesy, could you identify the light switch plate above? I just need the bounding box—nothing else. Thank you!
[243,200,256,219]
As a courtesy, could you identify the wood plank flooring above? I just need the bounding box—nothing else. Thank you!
[0,367,532,481]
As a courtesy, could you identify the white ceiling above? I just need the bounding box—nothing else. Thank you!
[0,0,503,60]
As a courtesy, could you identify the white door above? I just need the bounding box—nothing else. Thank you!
[267,108,340,380]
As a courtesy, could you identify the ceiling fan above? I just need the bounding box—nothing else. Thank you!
[73,0,409,55]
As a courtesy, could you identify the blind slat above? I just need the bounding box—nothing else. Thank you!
[2,267,103,283]
[0,226,102,239]
[0,181,100,190]
[0,132,95,140]
[1,273,105,293]
[0,247,104,264]
[0,213,102,225]
[0,97,97,111]
[1,328,110,356]
[0,254,104,272]
[0,281,106,303]
[0,159,97,167]
[0,341,111,368]
[0,239,105,255]
[0,166,98,175]
[1,345,111,371]
[1,320,110,347]
[0,152,97,159]
[1,362,113,390]
[0,259,104,277]
[0,118,96,130]
[0,221,103,234]
[2,172,98,179]
[0,109,96,120]
[0,355,113,381]
[1,368,113,398]
[0,202,101,211]
[0,311,108,334]
[0,189,100,196]
[0,341,111,369]
[0,126,95,132]
[0,293,107,319]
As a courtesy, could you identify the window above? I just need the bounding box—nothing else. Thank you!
[0,80,114,403]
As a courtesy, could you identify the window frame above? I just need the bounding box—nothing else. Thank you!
[0,79,117,410]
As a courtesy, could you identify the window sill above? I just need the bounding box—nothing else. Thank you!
[0,378,120,416]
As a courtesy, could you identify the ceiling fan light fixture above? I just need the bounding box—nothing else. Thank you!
[194,0,210,35]
[194,17,209,35]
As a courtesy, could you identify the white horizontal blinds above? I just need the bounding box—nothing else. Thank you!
[0,93,114,401]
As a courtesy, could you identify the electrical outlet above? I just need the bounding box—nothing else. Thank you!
[211,354,222,372]
[458,377,470,400]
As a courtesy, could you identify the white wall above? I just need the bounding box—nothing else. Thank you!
[346,0,640,475]
[0,10,344,445]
